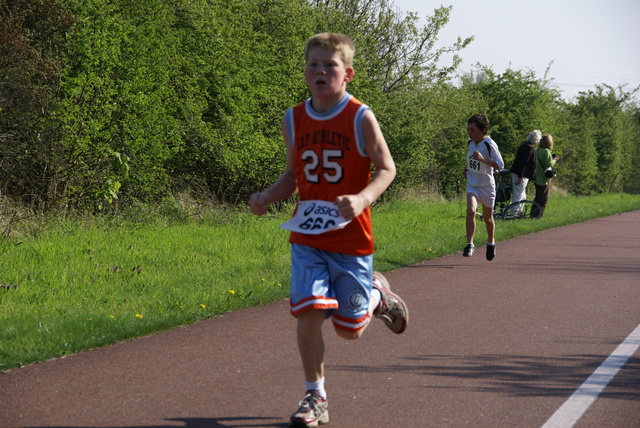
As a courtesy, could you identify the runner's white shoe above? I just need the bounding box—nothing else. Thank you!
[372,271,408,334]
[290,390,329,427]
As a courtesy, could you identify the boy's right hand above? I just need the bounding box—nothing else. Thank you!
[249,192,268,216]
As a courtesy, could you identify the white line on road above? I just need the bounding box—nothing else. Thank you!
[542,323,640,428]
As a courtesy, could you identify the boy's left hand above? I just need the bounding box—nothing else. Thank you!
[334,194,367,221]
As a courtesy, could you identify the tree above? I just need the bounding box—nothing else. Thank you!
[169,0,317,203]
[0,0,74,209]
[557,107,598,195]
[566,85,639,193]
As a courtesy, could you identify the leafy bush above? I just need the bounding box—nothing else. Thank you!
[0,0,638,215]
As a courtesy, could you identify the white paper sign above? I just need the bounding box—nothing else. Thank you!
[467,153,488,175]
[280,200,351,235]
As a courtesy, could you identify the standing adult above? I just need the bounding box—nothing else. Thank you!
[508,130,541,215]
[532,133,558,218]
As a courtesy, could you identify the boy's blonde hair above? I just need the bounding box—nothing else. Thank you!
[304,33,355,68]
[540,134,554,150]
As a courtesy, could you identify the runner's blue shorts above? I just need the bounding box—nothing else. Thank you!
[289,243,373,332]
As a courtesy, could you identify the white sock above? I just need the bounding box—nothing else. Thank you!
[370,288,382,314]
[305,378,327,399]
[487,241,495,246]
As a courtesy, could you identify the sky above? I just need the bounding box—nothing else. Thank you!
[393,0,640,101]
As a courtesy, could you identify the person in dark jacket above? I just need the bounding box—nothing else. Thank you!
[508,130,540,215]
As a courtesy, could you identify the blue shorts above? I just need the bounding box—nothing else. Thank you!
[290,244,373,332]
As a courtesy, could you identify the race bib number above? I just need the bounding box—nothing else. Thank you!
[280,200,351,235]
[467,154,487,175]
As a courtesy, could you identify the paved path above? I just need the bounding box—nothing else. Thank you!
[1,211,639,428]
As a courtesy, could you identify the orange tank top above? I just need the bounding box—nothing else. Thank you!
[284,94,374,256]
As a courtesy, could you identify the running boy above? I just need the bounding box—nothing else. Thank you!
[463,114,504,261]
[248,33,408,427]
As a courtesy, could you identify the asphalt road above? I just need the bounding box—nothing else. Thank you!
[1,211,639,428]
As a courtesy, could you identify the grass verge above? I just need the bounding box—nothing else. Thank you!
[1,193,638,371]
